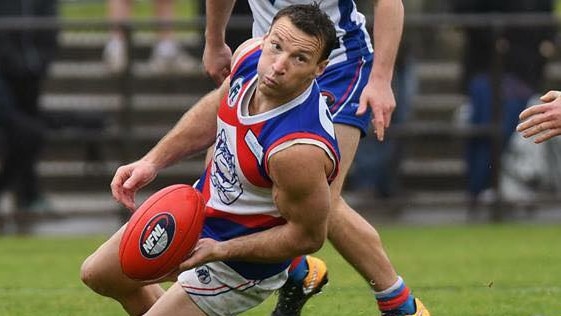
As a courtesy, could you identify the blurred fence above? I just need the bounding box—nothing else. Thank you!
[0,13,560,231]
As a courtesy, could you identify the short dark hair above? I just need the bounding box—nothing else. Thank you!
[271,3,337,62]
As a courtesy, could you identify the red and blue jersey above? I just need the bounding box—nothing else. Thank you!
[194,40,340,279]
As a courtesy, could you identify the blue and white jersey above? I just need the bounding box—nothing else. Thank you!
[195,39,340,280]
[249,0,373,66]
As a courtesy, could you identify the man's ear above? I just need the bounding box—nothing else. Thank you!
[315,59,330,77]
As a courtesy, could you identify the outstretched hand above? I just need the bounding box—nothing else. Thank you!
[110,160,158,211]
[517,90,561,143]
[356,77,396,141]
[203,43,233,85]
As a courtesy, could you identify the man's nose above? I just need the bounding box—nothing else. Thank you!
[272,54,288,74]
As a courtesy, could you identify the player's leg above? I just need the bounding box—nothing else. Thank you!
[80,224,166,315]
[103,0,132,72]
[328,124,427,315]
[153,0,174,41]
[144,283,207,316]
[149,0,197,73]
[170,262,287,315]
[328,123,398,289]
[107,0,132,23]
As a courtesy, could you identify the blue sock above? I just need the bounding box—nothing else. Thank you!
[288,256,308,282]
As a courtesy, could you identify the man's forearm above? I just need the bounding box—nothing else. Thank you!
[205,0,237,47]
[142,87,224,169]
[215,221,325,263]
[371,0,404,81]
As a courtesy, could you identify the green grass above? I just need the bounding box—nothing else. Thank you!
[1,223,560,315]
[60,0,198,19]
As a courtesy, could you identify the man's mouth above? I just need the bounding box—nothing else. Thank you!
[263,75,277,87]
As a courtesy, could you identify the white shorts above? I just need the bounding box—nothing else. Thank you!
[178,261,288,316]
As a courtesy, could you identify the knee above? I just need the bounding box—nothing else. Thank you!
[327,198,383,243]
[327,196,349,226]
[80,254,113,297]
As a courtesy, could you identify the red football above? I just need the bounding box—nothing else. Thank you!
[119,184,206,281]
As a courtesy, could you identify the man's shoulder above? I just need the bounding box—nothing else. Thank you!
[231,38,263,70]
[267,143,335,186]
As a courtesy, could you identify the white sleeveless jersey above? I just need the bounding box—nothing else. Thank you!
[248,0,373,65]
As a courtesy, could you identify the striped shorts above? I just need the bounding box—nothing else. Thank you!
[178,261,288,316]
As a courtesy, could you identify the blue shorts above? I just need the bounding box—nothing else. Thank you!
[318,54,373,136]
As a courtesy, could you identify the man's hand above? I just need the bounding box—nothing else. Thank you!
[110,160,158,211]
[178,238,221,271]
[356,76,396,141]
[517,90,561,143]
[203,43,233,85]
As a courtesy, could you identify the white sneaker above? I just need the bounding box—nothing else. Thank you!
[103,38,127,73]
[148,39,198,74]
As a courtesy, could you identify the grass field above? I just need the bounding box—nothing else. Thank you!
[60,0,198,19]
[1,223,560,315]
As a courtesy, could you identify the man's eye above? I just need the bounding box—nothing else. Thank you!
[296,56,307,63]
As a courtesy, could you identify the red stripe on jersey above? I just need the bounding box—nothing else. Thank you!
[236,125,272,188]
[206,207,286,229]
[263,132,339,182]
[217,79,257,126]
[217,95,237,125]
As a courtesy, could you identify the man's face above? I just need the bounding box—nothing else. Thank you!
[257,16,328,103]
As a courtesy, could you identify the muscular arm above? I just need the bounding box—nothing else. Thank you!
[141,79,229,169]
[181,144,334,267]
[357,0,404,141]
[111,79,229,209]
[203,0,237,84]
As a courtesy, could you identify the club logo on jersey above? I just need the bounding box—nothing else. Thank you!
[228,77,244,107]
[321,90,336,108]
[195,265,212,284]
[211,129,243,205]
[139,213,175,259]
